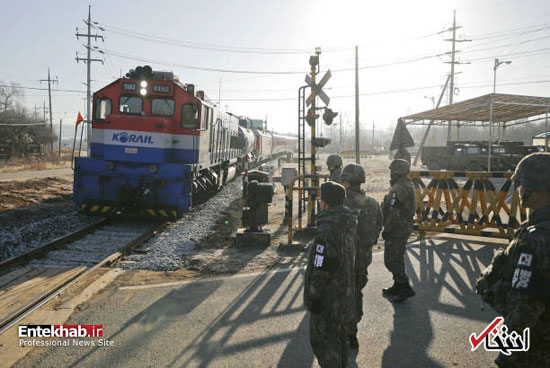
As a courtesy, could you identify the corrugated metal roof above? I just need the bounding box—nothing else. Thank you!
[402,93,550,123]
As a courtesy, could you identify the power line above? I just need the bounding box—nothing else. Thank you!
[94,22,352,55]
[219,78,550,102]
[0,84,86,93]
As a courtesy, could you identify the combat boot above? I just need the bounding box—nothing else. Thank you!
[382,282,400,296]
[392,283,415,303]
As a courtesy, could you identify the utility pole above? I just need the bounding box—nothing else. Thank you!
[355,45,360,164]
[372,121,375,148]
[218,77,221,106]
[39,68,58,152]
[339,114,342,151]
[76,5,104,154]
[59,118,62,157]
[442,10,470,142]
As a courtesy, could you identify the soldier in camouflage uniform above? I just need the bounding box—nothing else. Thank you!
[326,154,343,183]
[381,159,416,303]
[304,181,357,367]
[476,153,550,367]
[341,163,383,349]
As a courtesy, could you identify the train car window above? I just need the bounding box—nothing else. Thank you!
[181,103,199,129]
[119,96,142,114]
[152,98,175,116]
[95,98,112,119]
[204,107,209,130]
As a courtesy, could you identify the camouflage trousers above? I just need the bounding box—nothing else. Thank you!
[310,313,349,368]
[384,236,409,284]
[349,273,368,336]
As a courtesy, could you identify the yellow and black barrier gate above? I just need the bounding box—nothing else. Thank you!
[411,170,526,239]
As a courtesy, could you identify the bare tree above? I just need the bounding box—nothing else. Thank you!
[0,81,22,112]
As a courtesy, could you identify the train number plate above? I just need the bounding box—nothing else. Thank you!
[124,147,138,154]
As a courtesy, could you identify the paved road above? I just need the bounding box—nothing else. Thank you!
[16,236,505,368]
[0,168,72,182]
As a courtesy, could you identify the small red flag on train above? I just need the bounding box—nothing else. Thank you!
[76,112,84,126]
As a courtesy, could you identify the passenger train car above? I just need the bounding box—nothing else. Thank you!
[73,66,295,218]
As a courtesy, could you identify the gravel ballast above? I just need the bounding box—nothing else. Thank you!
[121,179,243,271]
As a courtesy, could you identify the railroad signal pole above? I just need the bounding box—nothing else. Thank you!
[76,5,104,154]
[39,68,58,152]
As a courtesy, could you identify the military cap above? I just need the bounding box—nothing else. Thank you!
[341,163,366,183]
[512,152,550,192]
[320,181,346,206]
[326,154,343,168]
[389,159,410,176]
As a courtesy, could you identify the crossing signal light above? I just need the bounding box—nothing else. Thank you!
[323,108,338,125]
[305,108,319,127]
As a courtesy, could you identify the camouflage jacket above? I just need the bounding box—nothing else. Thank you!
[476,206,550,338]
[329,167,342,184]
[345,189,383,279]
[381,176,416,238]
[304,204,357,325]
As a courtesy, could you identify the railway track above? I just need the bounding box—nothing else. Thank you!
[0,218,167,335]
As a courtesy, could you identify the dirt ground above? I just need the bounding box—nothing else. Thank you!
[0,154,419,285]
[115,154,411,286]
[0,156,72,174]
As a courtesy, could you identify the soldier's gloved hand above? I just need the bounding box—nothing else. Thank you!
[382,231,390,240]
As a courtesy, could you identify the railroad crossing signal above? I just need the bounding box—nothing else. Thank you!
[305,69,331,106]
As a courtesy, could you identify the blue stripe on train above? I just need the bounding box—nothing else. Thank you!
[91,143,198,164]
[73,156,193,214]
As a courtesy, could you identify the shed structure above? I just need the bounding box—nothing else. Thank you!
[400,93,550,169]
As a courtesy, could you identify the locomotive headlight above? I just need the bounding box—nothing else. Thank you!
[149,165,158,174]
[140,88,147,96]
[140,80,148,88]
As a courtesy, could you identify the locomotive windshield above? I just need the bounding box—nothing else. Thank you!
[119,96,142,114]
[95,98,112,119]
[152,98,175,116]
[181,103,199,129]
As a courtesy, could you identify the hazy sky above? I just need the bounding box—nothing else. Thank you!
[1,0,550,138]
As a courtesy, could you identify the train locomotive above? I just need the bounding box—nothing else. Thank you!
[73,66,295,218]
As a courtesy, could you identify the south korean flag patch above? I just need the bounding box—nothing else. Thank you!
[314,244,325,269]
[390,192,397,207]
[518,253,533,267]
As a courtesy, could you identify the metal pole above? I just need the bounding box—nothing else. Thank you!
[86,6,92,154]
[488,95,494,171]
[546,107,549,152]
[59,118,62,157]
[448,10,456,142]
[339,114,342,151]
[413,74,451,166]
[309,53,318,227]
[355,45,360,164]
[47,68,53,152]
